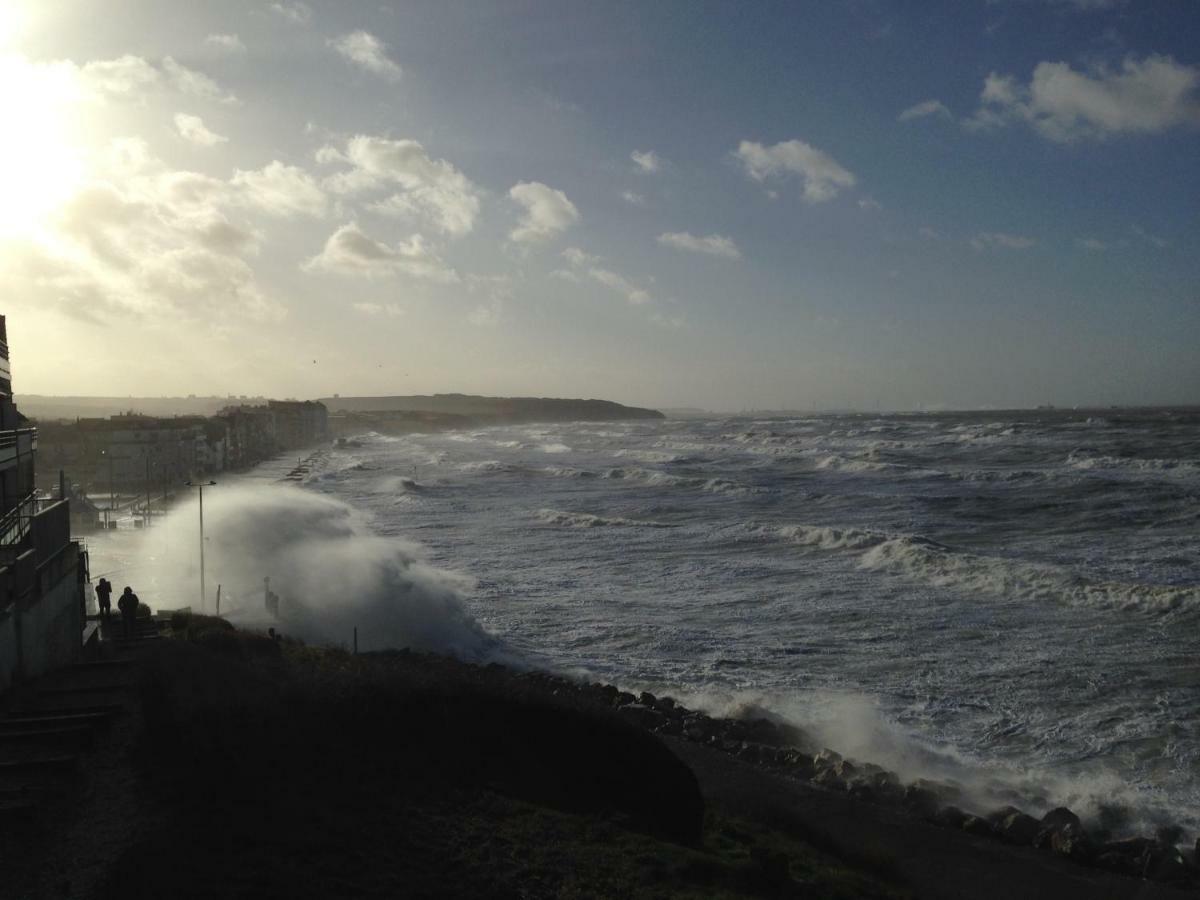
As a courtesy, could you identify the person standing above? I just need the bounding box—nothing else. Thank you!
[117,586,140,639]
[95,578,113,618]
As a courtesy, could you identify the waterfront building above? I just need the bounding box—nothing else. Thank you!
[0,316,87,691]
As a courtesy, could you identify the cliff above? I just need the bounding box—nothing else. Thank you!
[321,393,665,424]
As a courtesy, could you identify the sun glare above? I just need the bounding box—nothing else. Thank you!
[0,53,87,237]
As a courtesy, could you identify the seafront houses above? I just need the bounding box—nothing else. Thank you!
[0,316,87,692]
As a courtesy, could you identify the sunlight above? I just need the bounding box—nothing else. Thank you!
[0,53,87,237]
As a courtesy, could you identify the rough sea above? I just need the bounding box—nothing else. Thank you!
[91,409,1200,838]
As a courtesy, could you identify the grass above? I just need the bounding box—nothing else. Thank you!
[101,623,911,899]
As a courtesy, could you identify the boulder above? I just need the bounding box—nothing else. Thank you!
[932,806,970,830]
[902,784,941,819]
[1099,837,1152,861]
[618,703,667,732]
[1050,824,1093,862]
[812,767,847,791]
[1148,847,1190,884]
[962,816,997,838]
[638,691,657,707]
[1040,807,1082,832]
[812,748,842,769]
[1094,852,1143,877]
[999,811,1041,845]
[985,805,1023,827]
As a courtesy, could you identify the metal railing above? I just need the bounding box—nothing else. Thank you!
[0,493,40,548]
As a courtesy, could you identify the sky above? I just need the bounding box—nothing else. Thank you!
[1,0,1197,411]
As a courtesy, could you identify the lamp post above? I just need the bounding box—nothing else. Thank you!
[185,480,216,612]
[100,448,114,529]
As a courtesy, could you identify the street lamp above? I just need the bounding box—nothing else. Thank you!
[100,448,114,529]
[185,480,216,612]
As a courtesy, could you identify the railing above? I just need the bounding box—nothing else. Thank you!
[0,428,37,467]
[0,493,40,548]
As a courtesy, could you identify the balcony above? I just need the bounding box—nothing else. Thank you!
[0,427,36,470]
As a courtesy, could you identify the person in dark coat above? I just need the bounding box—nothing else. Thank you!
[95,578,113,618]
[117,586,140,639]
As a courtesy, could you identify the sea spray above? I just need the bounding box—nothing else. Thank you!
[137,484,501,659]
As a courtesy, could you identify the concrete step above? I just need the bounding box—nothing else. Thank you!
[38,683,133,696]
[0,712,112,731]
[8,702,126,717]
[0,725,94,747]
[71,659,132,671]
[0,755,77,774]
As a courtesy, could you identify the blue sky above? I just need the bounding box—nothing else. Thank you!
[2,0,1197,409]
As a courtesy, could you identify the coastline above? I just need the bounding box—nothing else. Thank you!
[15,615,1193,898]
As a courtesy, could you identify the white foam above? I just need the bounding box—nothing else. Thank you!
[534,508,671,528]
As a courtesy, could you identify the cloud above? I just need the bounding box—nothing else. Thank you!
[204,33,245,54]
[304,224,457,282]
[971,231,1036,250]
[321,136,480,237]
[918,226,943,240]
[735,139,857,203]
[898,99,952,122]
[560,245,651,305]
[508,181,579,243]
[467,297,504,327]
[269,2,312,25]
[630,150,663,173]
[562,246,601,267]
[80,55,160,96]
[231,161,327,217]
[353,301,404,317]
[8,150,282,324]
[968,55,1200,141]
[621,190,646,206]
[162,56,238,104]
[657,231,742,260]
[174,113,227,147]
[858,197,882,210]
[1076,237,1108,251]
[1131,224,1168,248]
[330,31,402,82]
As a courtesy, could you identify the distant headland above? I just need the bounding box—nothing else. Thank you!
[320,393,664,435]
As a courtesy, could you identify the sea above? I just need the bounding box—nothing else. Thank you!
[90,408,1200,838]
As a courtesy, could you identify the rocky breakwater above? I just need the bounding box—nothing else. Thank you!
[539,675,1200,891]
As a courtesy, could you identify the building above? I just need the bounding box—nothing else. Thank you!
[216,404,277,470]
[0,315,86,692]
[267,400,329,450]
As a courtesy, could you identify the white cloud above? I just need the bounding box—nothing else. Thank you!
[968,55,1200,141]
[304,224,457,282]
[174,113,227,147]
[80,55,160,96]
[621,190,646,206]
[204,34,245,54]
[899,99,952,122]
[508,181,579,243]
[269,2,311,25]
[231,161,327,217]
[467,297,504,327]
[858,197,882,210]
[657,231,742,260]
[1076,237,1108,251]
[971,231,1036,250]
[353,302,404,317]
[735,139,857,203]
[918,226,943,240]
[562,246,601,267]
[330,31,402,82]
[630,149,663,173]
[163,56,238,104]
[1131,224,1169,248]
[321,136,480,237]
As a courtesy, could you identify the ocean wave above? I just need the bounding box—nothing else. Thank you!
[859,537,1199,615]
[458,460,515,473]
[539,442,572,454]
[534,508,672,528]
[540,465,598,479]
[1067,453,1199,477]
[602,466,763,495]
[614,448,691,464]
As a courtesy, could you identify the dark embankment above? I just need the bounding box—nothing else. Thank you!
[99,621,907,899]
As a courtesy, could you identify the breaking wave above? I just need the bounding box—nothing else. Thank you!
[534,508,672,528]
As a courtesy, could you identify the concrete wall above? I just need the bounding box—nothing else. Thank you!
[0,544,82,693]
[0,607,17,692]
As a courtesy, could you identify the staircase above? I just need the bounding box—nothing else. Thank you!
[0,615,160,832]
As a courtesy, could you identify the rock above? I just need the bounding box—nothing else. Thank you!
[985,805,1024,827]
[812,768,847,791]
[1148,847,1189,884]
[738,718,784,745]
[598,684,618,703]
[962,816,997,838]
[812,748,843,770]
[614,691,636,707]
[638,691,657,707]
[902,785,941,819]
[655,696,676,712]
[1099,837,1152,860]
[848,781,877,803]
[1050,824,1093,862]
[618,704,666,731]
[997,811,1041,846]
[1040,807,1082,833]
[1155,824,1184,848]
[1094,851,1142,877]
[932,806,970,830]
[831,760,857,780]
